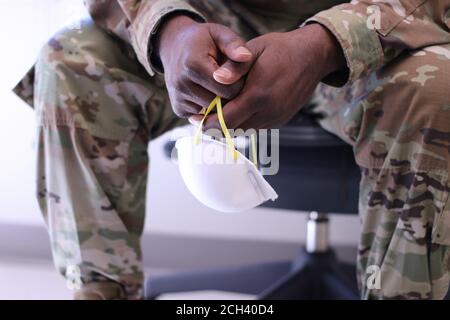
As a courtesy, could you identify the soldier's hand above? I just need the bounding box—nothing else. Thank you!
[156,15,253,118]
[198,23,346,130]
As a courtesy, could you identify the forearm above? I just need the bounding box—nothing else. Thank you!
[154,14,198,71]
[309,23,347,81]
[84,0,206,76]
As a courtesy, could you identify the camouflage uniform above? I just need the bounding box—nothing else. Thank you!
[13,0,450,299]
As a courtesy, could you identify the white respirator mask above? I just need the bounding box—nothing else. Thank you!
[176,96,278,213]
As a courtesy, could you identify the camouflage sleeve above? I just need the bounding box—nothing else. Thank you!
[306,0,450,86]
[84,0,206,76]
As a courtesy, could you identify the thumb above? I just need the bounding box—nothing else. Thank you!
[213,37,263,85]
[213,59,254,85]
[208,24,253,62]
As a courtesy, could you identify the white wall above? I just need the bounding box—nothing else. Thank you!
[0,0,359,245]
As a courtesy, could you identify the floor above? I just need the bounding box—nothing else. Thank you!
[0,258,254,300]
[0,258,72,300]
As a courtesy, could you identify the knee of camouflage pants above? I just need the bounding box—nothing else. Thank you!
[32,19,181,299]
[315,45,450,299]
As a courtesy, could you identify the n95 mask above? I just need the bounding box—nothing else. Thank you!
[176,96,278,213]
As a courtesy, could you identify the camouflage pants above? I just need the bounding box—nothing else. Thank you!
[314,44,450,298]
[14,7,450,299]
[17,20,186,299]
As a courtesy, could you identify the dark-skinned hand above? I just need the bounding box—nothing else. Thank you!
[190,23,346,130]
[156,15,253,118]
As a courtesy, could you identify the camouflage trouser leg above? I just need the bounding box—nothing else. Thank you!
[14,2,256,299]
[314,45,450,299]
[30,19,185,299]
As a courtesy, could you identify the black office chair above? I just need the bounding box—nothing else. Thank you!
[145,111,361,300]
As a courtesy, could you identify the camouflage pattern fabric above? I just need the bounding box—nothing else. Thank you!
[20,20,185,299]
[314,44,450,299]
[13,0,450,299]
[13,1,260,299]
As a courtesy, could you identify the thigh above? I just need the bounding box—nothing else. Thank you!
[19,19,185,142]
[315,44,450,299]
[315,44,450,172]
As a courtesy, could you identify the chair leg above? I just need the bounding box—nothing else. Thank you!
[145,261,292,300]
[258,254,315,300]
[258,212,359,300]
[322,270,359,299]
[145,211,360,300]
[257,251,359,300]
[327,262,359,297]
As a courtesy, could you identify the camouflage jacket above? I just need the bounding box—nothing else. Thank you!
[84,0,450,86]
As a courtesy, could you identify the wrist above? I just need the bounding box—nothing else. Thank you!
[155,14,197,64]
[301,23,346,79]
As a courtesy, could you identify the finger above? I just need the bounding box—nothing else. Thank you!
[208,24,252,62]
[188,55,245,99]
[175,100,203,118]
[237,115,273,131]
[183,82,216,109]
[213,60,253,85]
[213,36,265,85]
[188,114,203,127]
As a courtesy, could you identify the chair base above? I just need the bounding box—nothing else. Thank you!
[259,250,358,300]
[145,248,359,300]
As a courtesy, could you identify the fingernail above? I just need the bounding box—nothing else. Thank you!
[235,46,252,57]
[214,67,232,79]
[213,68,232,80]
[189,117,200,126]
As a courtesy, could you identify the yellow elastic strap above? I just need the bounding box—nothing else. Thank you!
[215,97,238,160]
[194,96,257,166]
[194,96,219,145]
[250,133,257,167]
